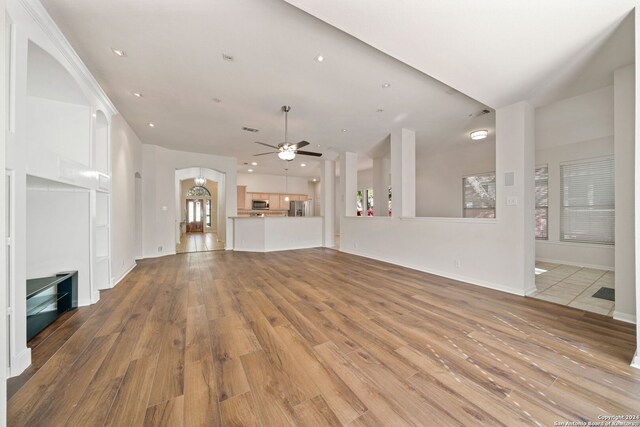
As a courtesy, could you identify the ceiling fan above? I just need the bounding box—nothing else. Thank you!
[253,106,322,161]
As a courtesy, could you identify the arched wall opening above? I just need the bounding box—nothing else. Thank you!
[174,167,226,250]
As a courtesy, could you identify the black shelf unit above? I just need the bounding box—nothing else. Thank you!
[26,271,78,341]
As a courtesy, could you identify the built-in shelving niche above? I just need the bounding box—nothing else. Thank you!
[26,176,92,306]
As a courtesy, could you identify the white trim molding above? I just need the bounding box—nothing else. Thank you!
[112,262,137,288]
[632,350,640,370]
[613,311,636,324]
[10,347,31,378]
[17,0,117,116]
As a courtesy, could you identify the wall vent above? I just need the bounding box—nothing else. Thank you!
[222,53,234,62]
[242,126,259,133]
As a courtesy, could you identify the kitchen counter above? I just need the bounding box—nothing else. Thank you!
[232,216,323,252]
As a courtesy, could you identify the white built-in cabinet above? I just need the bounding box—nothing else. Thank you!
[5,6,116,378]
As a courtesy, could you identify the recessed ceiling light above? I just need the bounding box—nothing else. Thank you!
[251,162,258,166]
[315,55,324,62]
[133,92,142,97]
[382,83,390,88]
[341,129,348,132]
[248,169,253,172]
[470,129,488,140]
[111,48,125,57]
[212,98,222,103]
[317,144,321,148]
[301,163,306,167]
[148,123,155,128]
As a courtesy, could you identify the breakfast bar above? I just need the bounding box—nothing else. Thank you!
[232,216,323,252]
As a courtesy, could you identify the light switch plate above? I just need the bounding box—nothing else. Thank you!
[506,196,518,206]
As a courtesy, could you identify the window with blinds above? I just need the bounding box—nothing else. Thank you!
[560,157,614,244]
[535,166,549,239]
[463,172,496,218]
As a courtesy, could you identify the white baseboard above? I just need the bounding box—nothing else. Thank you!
[91,291,100,304]
[524,285,538,296]
[631,350,640,370]
[78,297,92,307]
[613,311,636,324]
[111,262,137,288]
[535,257,614,272]
[9,347,31,378]
[340,248,528,297]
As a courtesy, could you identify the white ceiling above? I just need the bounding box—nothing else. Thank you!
[283,0,636,109]
[41,0,494,177]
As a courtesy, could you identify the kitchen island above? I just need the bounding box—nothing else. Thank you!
[232,216,323,252]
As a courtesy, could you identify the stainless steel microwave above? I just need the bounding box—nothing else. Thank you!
[252,199,269,210]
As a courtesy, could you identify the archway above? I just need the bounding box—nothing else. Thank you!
[174,167,226,253]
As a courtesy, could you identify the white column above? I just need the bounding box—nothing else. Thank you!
[390,128,416,218]
[340,151,358,217]
[635,10,640,369]
[496,101,536,295]
[614,65,636,323]
[373,156,390,217]
[320,159,336,247]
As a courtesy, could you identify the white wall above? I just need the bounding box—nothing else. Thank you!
[110,114,142,285]
[26,182,91,304]
[142,145,237,256]
[237,172,310,195]
[415,141,496,217]
[1,0,8,419]
[535,86,615,269]
[341,104,535,296]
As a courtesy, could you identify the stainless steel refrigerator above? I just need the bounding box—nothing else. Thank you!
[288,200,312,216]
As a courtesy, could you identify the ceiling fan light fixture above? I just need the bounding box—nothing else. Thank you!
[470,129,488,140]
[278,150,295,161]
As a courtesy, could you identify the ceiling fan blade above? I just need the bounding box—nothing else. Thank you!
[253,152,275,156]
[290,140,310,150]
[295,150,322,157]
[254,141,279,149]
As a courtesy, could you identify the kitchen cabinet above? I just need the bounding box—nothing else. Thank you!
[237,186,247,209]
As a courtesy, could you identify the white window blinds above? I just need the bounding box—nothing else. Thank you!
[560,157,614,244]
[535,166,549,239]
[463,173,496,218]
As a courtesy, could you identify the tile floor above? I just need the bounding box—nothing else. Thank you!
[531,261,615,316]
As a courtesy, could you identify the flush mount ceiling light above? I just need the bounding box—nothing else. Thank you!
[133,92,142,97]
[312,178,317,182]
[148,123,155,128]
[300,163,306,167]
[341,129,348,132]
[470,129,488,140]
[111,48,125,57]
[251,162,258,166]
[315,54,324,62]
[194,167,207,186]
[248,169,253,173]
[382,83,391,88]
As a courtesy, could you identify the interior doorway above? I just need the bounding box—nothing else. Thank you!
[176,177,224,253]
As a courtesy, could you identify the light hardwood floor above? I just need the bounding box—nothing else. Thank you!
[176,232,224,253]
[8,249,640,426]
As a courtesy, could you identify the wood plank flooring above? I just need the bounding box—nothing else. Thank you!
[176,232,224,253]
[8,248,640,426]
